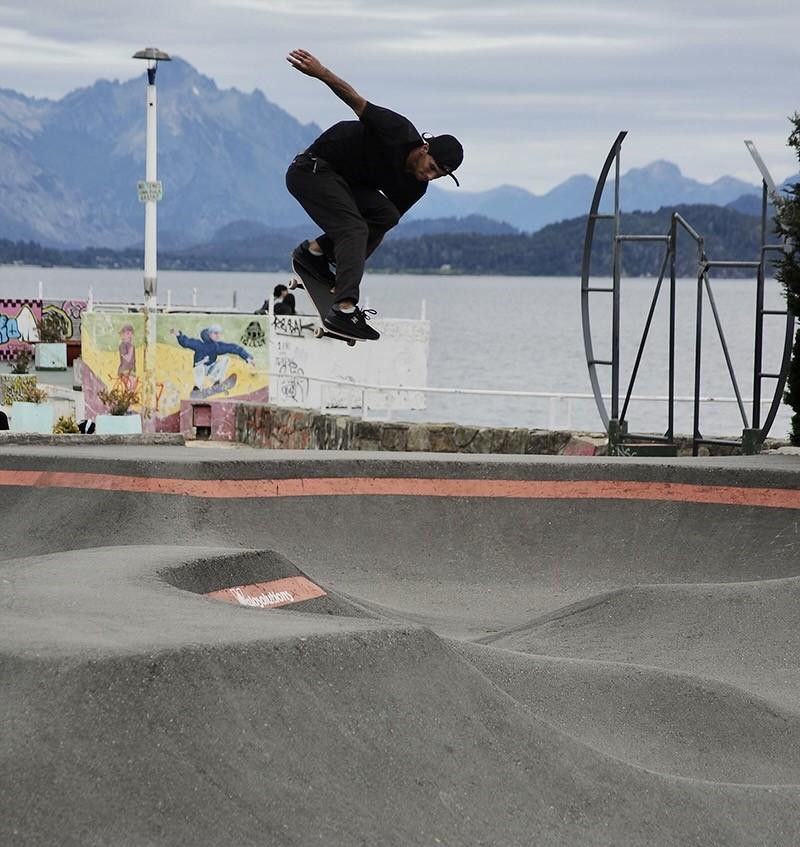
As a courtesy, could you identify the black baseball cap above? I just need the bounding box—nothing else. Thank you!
[425,133,463,186]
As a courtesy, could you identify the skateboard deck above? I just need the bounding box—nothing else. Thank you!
[190,373,237,399]
[289,259,359,346]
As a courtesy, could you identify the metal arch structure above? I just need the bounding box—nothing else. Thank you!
[580,131,626,432]
[580,133,796,456]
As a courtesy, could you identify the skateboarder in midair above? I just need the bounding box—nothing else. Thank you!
[286,48,463,341]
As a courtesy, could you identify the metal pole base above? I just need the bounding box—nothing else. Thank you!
[607,418,628,456]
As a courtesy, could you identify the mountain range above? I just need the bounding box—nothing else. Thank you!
[0,57,796,250]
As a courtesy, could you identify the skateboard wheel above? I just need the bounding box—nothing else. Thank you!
[347,339,356,347]
[314,327,324,338]
[288,278,298,290]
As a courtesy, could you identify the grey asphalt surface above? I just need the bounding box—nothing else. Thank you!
[1,445,800,845]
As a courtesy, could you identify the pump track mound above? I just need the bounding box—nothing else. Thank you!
[1,445,799,846]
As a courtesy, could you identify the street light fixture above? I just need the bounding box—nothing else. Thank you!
[132,47,170,430]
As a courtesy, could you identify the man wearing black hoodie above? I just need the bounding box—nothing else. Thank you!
[285,48,463,341]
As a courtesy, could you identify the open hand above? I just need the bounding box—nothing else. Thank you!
[287,49,325,78]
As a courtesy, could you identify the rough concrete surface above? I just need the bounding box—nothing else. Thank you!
[1,445,799,845]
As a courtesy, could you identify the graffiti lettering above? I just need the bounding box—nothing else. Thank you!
[0,299,41,359]
[228,587,295,607]
[272,315,315,337]
[276,356,305,377]
[61,300,87,321]
[274,351,307,403]
[0,315,21,345]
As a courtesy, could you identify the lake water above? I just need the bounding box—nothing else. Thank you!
[0,265,794,439]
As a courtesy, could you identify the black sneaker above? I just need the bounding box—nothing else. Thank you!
[323,305,381,341]
[292,240,335,284]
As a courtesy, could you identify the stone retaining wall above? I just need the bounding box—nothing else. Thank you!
[233,402,605,455]
[233,402,790,456]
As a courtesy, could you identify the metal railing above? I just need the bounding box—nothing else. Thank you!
[269,371,778,434]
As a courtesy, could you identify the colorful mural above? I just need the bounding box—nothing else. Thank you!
[42,299,87,342]
[81,312,269,431]
[0,299,40,361]
[0,298,87,361]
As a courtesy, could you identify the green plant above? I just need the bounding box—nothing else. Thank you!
[10,346,33,374]
[53,415,80,434]
[98,384,140,415]
[775,112,800,444]
[36,310,69,343]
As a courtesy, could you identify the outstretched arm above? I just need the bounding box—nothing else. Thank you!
[216,341,254,364]
[287,49,366,117]
[174,330,202,353]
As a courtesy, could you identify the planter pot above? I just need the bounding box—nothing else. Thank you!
[95,413,142,435]
[10,401,55,434]
[0,374,37,405]
[35,342,67,371]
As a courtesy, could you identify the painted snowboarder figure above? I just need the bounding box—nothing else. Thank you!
[172,324,255,398]
[285,48,463,341]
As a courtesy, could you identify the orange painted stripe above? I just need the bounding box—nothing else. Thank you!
[206,576,326,609]
[0,468,798,509]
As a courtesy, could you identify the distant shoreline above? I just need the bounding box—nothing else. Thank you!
[0,200,777,279]
[0,261,580,278]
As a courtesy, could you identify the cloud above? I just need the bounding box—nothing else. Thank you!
[0,0,797,190]
[377,32,638,54]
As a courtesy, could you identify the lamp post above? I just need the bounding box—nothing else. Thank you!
[132,47,170,430]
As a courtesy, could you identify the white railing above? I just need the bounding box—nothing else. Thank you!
[269,372,775,431]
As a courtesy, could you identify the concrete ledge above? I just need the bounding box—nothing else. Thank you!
[0,432,185,446]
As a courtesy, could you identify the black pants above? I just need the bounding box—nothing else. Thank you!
[285,153,400,305]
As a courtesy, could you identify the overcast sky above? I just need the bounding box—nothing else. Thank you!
[2,1,799,193]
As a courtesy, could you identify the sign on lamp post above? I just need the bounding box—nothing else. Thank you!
[132,47,170,431]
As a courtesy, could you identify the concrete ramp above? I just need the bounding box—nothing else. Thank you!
[1,447,799,844]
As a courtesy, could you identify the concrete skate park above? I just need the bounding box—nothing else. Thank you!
[2,445,800,845]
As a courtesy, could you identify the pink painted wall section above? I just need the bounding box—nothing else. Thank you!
[562,435,605,456]
[206,576,327,608]
[180,393,267,441]
[211,399,240,440]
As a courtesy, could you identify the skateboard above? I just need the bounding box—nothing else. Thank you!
[289,259,359,347]
[190,373,237,399]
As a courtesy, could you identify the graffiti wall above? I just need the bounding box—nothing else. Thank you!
[81,312,269,431]
[0,298,87,360]
[43,299,87,342]
[270,313,429,411]
[0,299,40,361]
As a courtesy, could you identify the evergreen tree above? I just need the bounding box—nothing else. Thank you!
[775,113,800,444]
